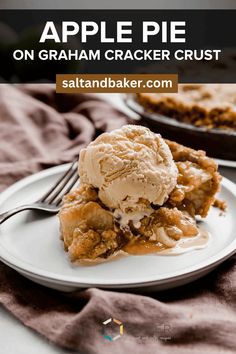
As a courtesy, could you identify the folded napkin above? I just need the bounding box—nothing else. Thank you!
[0,84,235,354]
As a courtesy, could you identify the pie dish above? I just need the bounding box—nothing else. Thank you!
[137,84,236,131]
[59,125,222,262]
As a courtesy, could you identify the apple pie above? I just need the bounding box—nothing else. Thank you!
[137,84,236,131]
[59,125,221,262]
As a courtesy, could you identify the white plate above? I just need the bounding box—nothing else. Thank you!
[0,164,235,292]
[215,158,236,168]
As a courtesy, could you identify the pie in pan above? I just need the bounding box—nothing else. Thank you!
[137,84,236,131]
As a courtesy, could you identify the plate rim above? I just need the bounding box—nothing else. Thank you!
[0,164,236,287]
[214,158,236,168]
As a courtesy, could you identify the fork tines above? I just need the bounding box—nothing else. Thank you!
[38,159,79,206]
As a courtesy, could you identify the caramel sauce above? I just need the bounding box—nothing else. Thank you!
[123,239,167,255]
[123,229,210,256]
[76,229,210,266]
[179,230,209,249]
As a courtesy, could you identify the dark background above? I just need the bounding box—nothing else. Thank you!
[0,10,235,83]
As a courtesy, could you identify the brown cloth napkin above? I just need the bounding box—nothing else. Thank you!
[0,84,235,354]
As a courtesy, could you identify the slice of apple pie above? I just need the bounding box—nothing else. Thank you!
[59,125,221,262]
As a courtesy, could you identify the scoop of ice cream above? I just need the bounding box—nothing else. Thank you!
[78,125,178,212]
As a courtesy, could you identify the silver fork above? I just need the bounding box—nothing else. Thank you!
[0,159,79,225]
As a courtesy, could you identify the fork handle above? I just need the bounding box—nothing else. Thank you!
[0,205,35,225]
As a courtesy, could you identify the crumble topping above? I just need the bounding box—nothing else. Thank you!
[137,84,236,130]
[59,140,221,261]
